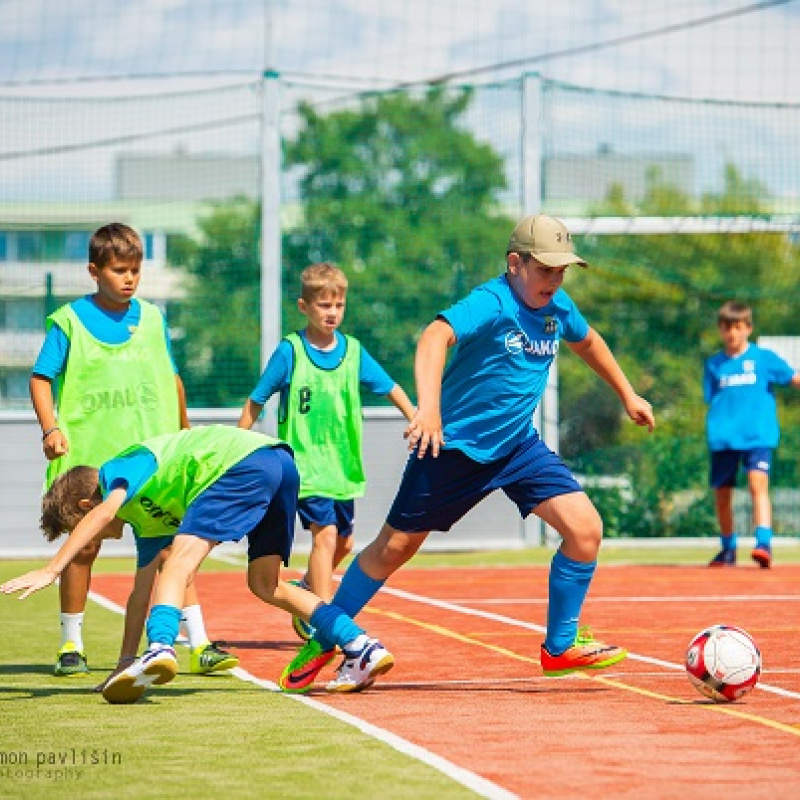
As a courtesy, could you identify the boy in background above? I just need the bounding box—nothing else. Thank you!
[704,301,800,568]
[239,263,414,641]
[30,222,235,676]
[281,214,655,693]
[0,425,394,704]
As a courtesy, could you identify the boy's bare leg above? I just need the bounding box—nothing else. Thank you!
[714,486,735,535]
[55,539,101,675]
[710,486,737,566]
[357,523,428,580]
[748,470,773,568]
[307,523,338,601]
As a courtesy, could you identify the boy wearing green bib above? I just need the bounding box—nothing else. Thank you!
[1,425,393,704]
[30,223,234,678]
[238,263,414,659]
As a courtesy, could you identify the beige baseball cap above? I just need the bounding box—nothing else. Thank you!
[507,214,588,268]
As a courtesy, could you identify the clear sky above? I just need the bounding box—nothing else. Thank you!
[1,1,799,202]
[0,0,798,102]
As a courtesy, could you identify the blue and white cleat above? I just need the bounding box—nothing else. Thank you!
[102,645,178,705]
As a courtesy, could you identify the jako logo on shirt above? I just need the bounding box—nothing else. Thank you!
[80,382,159,414]
[138,497,181,528]
[504,330,559,357]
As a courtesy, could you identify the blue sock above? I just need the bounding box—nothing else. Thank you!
[310,604,364,651]
[312,557,384,650]
[754,527,772,549]
[543,550,596,656]
[146,604,182,647]
[720,534,738,552]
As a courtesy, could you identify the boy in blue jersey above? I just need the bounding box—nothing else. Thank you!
[30,223,235,678]
[238,263,415,644]
[1,425,393,704]
[704,301,800,569]
[281,215,655,693]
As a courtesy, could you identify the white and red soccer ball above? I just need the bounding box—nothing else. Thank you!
[685,624,761,703]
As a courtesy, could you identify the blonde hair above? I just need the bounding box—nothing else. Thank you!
[300,262,348,302]
[718,301,753,327]
[41,466,101,542]
[89,222,143,268]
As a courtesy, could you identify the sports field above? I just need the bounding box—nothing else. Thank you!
[2,545,800,800]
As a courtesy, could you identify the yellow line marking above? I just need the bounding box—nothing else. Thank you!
[365,606,800,739]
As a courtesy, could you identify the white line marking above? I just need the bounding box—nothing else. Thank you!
[86,589,517,800]
[375,585,800,701]
[233,669,518,800]
[449,595,800,604]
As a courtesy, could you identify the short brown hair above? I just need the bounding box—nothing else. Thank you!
[41,466,101,542]
[718,301,753,327]
[299,262,348,302]
[89,222,143,268]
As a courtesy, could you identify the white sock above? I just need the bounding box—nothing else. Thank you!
[344,633,368,653]
[180,605,209,650]
[59,612,84,651]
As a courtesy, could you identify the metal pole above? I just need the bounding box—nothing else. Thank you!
[521,72,545,547]
[260,0,281,434]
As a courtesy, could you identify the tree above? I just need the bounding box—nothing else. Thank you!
[282,86,514,395]
[170,87,514,407]
[562,163,800,536]
[169,198,261,407]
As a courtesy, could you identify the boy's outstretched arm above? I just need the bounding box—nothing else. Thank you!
[0,489,127,600]
[567,328,655,432]
[386,385,416,422]
[404,318,456,458]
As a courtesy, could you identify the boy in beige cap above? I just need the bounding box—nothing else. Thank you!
[282,214,655,691]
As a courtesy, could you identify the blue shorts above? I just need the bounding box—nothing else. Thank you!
[387,434,582,533]
[136,534,174,568]
[297,496,355,536]
[178,445,299,564]
[710,448,772,488]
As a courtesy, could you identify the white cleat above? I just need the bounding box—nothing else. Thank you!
[102,645,178,705]
[325,638,394,693]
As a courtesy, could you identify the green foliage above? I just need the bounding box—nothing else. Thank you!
[168,198,261,406]
[282,86,514,396]
[561,163,800,535]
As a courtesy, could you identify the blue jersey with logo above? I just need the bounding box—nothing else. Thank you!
[439,275,589,462]
[704,343,795,450]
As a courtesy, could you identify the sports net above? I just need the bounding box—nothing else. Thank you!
[1,1,799,540]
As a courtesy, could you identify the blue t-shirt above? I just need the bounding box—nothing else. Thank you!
[99,448,170,567]
[439,275,589,462]
[31,296,177,380]
[704,343,796,450]
[249,330,396,412]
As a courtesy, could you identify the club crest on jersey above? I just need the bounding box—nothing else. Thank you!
[543,316,557,334]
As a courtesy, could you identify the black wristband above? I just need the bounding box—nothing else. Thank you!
[42,426,60,440]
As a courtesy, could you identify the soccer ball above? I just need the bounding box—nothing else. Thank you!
[685,624,761,703]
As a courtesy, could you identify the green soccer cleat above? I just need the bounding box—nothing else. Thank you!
[54,641,89,677]
[189,642,239,674]
[279,639,336,693]
[540,627,627,677]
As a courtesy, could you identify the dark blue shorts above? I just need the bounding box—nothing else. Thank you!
[387,434,582,533]
[297,496,355,536]
[136,534,174,568]
[710,448,772,488]
[178,445,299,564]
